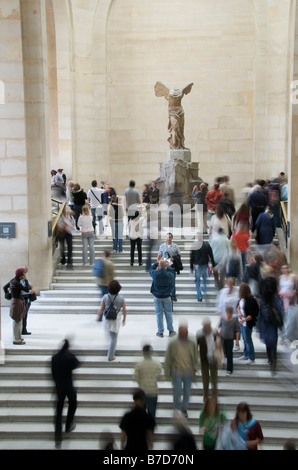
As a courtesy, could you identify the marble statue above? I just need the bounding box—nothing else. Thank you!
[154,81,194,150]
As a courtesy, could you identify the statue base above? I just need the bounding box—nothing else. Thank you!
[156,149,202,207]
[167,149,191,163]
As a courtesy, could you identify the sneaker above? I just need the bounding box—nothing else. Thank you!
[181,410,188,419]
[239,355,248,360]
[226,371,233,376]
[169,331,176,337]
[247,359,255,364]
[108,356,116,361]
[197,298,202,302]
[156,332,164,338]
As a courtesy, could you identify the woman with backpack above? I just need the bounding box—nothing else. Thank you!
[96,280,126,361]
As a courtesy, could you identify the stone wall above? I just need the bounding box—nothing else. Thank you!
[0,0,29,296]
[57,0,292,202]
[0,0,52,301]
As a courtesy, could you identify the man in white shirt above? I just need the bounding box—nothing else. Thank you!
[157,233,181,301]
[87,180,104,235]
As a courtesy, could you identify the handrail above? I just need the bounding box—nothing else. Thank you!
[280,201,288,248]
[52,201,66,233]
[280,201,287,223]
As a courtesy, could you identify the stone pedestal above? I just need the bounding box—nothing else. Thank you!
[157,149,202,207]
[166,149,191,162]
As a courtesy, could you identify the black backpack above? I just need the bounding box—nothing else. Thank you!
[104,294,119,320]
[263,304,283,328]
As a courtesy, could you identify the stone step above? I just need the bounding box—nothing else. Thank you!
[0,377,292,399]
[39,289,218,298]
[0,437,283,451]
[0,421,293,448]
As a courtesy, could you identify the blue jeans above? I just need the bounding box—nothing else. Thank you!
[153,296,174,334]
[145,395,158,421]
[108,331,118,360]
[240,325,255,360]
[241,251,247,281]
[169,267,176,298]
[194,264,208,300]
[173,370,193,411]
[111,221,123,252]
[82,232,95,265]
[91,208,104,234]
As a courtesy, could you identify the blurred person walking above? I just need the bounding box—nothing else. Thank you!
[164,322,199,418]
[237,283,259,364]
[199,396,226,450]
[259,277,284,374]
[197,317,220,402]
[119,389,155,451]
[190,238,215,302]
[218,306,240,375]
[205,182,223,223]
[209,228,230,290]
[94,250,115,302]
[133,345,162,421]
[51,339,80,448]
[231,221,250,280]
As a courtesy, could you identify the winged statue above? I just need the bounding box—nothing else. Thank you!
[154,81,194,150]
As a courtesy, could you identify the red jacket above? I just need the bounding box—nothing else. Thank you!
[205,189,223,211]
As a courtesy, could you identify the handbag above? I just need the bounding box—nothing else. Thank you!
[104,294,119,320]
[5,291,12,300]
[30,292,37,302]
[213,335,225,368]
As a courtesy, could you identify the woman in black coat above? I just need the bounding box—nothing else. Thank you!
[259,277,284,375]
[72,184,87,230]
[3,267,30,345]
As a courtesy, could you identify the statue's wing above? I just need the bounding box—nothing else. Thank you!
[154,81,170,99]
[182,83,194,95]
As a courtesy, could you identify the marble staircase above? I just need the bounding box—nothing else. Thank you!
[0,232,297,450]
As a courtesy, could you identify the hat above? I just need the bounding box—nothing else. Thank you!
[15,267,25,278]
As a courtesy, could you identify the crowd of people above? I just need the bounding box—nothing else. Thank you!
[3,169,296,450]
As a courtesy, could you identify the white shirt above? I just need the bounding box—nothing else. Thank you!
[77,214,94,233]
[216,286,239,318]
[158,242,180,259]
[239,298,247,327]
[205,333,215,361]
[87,187,104,208]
